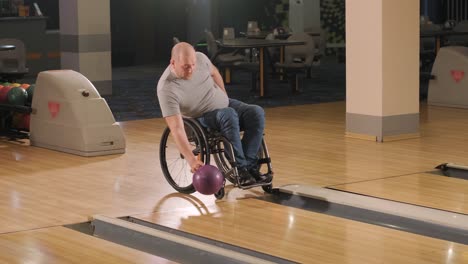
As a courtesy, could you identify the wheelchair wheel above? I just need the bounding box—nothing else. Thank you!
[159,119,210,194]
[258,138,274,193]
[262,184,273,193]
[213,137,273,185]
[214,187,225,199]
[213,136,237,184]
[257,138,273,176]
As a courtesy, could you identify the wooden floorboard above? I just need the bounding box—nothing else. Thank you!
[0,226,174,263]
[0,118,221,233]
[133,198,468,264]
[0,102,467,263]
[331,172,468,214]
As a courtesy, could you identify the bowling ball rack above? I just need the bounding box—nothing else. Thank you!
[0,103,32,141]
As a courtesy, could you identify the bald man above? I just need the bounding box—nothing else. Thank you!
[157,42,271,187]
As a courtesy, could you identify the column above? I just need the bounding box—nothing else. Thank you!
[290,0,321,32]
[59,0,112,95]
[187,0,212,45]
[345,0,420,142]
[289,0,305,32]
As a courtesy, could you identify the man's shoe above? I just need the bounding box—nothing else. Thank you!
[249,168,273,183]
[238,168,256,187]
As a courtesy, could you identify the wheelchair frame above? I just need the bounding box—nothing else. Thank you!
[159,118,273,199]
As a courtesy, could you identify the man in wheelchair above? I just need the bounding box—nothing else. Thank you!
[157,42,272,187]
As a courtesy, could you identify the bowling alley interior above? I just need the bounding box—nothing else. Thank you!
[0,0,467,263]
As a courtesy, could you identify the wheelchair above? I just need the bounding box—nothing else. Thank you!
[159,118,274,199]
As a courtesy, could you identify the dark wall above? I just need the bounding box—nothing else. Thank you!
[110,0,273,66]
[24,0,59,29]
[421,0,445,24]
[15,0,458,68]
[110,0,140,67]
[153,1,189,63]
[186,0,212,45]
[215,0,277,38]
[110,0,188,67]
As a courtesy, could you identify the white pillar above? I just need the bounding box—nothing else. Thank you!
[304,0,321,31]
[345,0,420,142]
[289,0,321,32]
[289,0,305,32]
[59,0,112,95]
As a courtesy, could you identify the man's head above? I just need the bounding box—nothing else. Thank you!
[170,42,196,80]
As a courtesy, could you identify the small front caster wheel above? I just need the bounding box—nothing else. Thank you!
[262,184,272,193]
[214,188,225,199]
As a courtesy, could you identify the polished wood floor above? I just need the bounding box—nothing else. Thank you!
[0,227,174,263]
[0,101,467,263]
[135,199,467,264]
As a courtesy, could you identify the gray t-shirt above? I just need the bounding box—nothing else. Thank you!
[157,52,229,118]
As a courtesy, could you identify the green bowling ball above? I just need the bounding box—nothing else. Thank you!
[7,87,28,106]
[27,84,35,102]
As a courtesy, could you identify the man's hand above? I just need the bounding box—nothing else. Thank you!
[188,158,204,173]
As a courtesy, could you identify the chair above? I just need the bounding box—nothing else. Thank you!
[265,33,277,57]
[453,20,468,32]
[159,118,274,199]
[264,33,281,74]
[447,20,468,46]
[205,30,244,83]
[232,60,260,92]
[420,24,441,72]
[205,30,244,63]
[172,37,181,45]
[273,26,292,38]
[274,33,315,93]
[221,29,259,90]
[226,31,261,92]
[314,30,328,65]
[0,38,29,82]
[305,27,328,65]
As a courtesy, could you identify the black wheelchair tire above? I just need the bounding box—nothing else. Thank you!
[159,119,210,194]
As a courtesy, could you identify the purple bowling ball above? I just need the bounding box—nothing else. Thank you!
[193,165,224,195]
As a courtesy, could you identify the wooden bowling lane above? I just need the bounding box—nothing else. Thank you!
[0,100,468,262]
[0,226,174,263]
[132,198,468,264]
[0,118,220,234]
[263,102,468,188]
[330,172,468,215]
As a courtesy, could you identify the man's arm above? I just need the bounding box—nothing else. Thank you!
[211,64,227,94]
[164,114,204,173]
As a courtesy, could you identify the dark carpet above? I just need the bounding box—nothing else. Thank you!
[105,57,347,122]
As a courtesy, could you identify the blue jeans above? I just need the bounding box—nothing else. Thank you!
[198,99,265,169]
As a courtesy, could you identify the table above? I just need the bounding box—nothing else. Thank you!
[243,31,291,40]
[217,38,305,97]
[420,30,468,54]
[305,31,322,37]
[0,44,15,51]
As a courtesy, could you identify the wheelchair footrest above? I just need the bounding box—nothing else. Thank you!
[258,158,271,164]
[238,181,272,190]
